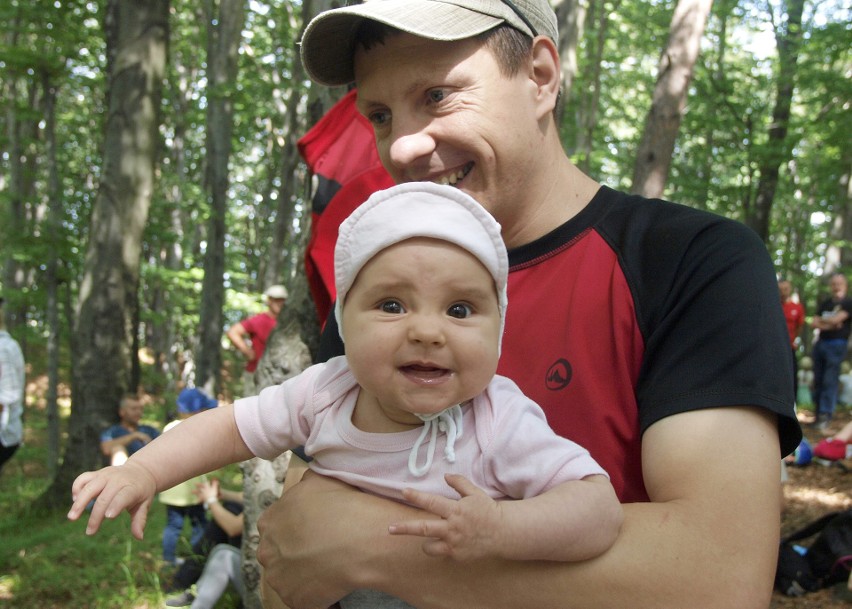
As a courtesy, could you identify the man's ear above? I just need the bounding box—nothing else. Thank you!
[529,36,561,120]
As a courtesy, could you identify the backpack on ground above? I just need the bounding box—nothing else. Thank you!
[775,509,852,596]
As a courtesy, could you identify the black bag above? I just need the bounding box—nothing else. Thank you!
[775,509,852,596]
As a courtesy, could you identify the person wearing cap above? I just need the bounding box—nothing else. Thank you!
[68,184,622,608]
[158,388,219,566]
[226,284,288,395]
[0,297,25,475]
[254,2,802,608]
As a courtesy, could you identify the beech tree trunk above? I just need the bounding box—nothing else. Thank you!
[744,0,805,241]
[630,0,713,199]
[194,0,247,393]
[41,0,169,507]
[240,2,343,606]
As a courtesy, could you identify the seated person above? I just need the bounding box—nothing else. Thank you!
[164,479,243,608]
[100,394,159,466]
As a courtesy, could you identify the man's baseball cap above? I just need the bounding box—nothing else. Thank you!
[300,0,559,86]
[263,285,288,299]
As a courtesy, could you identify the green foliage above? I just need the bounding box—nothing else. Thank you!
[0,0,849,479]
[0,402,243,608]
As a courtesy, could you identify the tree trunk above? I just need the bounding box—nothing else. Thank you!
[825,156,852,274]
[744,0,804,241]
[573,0,609,172]
[194,0,247,394]
[554,0,586,117]
[630,0,713,198]
[39,0,169,508]
[42,69,63,477]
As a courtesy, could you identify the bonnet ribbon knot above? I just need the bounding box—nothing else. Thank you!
[408,404,464,477]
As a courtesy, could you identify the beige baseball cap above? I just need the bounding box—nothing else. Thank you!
[300,0,559,86]
[264,285,288,300]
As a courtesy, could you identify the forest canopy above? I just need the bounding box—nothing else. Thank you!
[0,0,850,492]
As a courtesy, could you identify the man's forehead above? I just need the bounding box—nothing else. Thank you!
[354,34,484,95]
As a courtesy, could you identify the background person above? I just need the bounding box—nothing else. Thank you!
[159,388,219,566]
[0,297,25,475]
[810,272,852,431]
[779,279,806,402]
[226,284,288,395]
[253,2,803,608]
[164,478,244,608]
[100,394,158,466]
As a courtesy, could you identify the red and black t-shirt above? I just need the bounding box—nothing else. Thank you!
[319,186,802,502]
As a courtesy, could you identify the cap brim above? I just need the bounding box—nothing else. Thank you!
[301,1,503,86]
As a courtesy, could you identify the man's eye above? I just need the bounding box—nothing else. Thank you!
[368,109,390,126]
[380,300,404,314]
[447,303,472,319]
[427,89,445,103]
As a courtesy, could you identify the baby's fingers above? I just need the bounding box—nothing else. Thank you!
[128,499,152,541]
[388,518,448,540]
[400,487,457,519]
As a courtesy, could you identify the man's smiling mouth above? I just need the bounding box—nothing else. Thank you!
[435,162,473,187]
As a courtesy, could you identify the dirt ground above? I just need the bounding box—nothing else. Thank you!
[771,409,852,608]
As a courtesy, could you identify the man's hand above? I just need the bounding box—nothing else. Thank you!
[257,473,361,609]
[389,473,505,561]
[257,472,436,609]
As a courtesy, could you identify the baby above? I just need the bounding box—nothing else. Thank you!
[69,182,621,571]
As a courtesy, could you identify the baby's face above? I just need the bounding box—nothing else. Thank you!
[342,237,501,425]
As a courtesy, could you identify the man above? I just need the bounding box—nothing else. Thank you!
[779,279,806,401]
[226,284,287,395]
[810,272,852,431]
[0,297,25,475]
[257,2,802,608]
[100,394,159,466]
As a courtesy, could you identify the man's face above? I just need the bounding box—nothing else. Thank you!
[267,297,286,316]
[830,275,848,298]
[779,281,792,300]
[354,33,544,235]
[120,399,144,425]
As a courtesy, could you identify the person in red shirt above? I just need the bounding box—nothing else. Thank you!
[226,285,287,395]
[779,279,806,402]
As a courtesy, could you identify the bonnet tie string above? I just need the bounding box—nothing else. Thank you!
[408,404,464,477]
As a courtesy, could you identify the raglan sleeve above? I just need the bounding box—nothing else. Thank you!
[233,363,323,460]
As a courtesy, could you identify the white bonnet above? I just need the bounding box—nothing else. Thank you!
[334,182,508,348]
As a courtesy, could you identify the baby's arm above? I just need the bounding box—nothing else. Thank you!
[389,473,622,562]
[67,404,253,539]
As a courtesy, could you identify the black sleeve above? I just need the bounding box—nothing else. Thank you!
[316,306,346,364]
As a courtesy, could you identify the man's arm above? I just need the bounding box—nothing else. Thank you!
[226,321,256,361]
[100,430,156,458]
[258,406,781,609]
[812,307,850,330]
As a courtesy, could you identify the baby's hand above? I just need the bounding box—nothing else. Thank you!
[67,461,157,540]
[388,473,505,561]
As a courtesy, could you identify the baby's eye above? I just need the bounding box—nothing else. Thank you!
[447,303,472,319]
[379,300,405,314]
[427,89,446,104]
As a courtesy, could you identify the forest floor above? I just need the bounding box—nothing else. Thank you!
[772,408,852,608]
